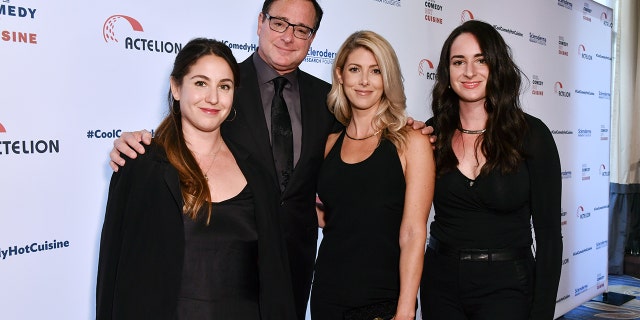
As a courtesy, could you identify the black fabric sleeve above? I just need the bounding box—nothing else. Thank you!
[525,114,563,320]
[95,150,142,319]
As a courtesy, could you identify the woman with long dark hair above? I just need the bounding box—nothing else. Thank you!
[420,20,562,320]
[96,38,296,320]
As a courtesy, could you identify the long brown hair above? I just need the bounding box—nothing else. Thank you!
[154,38,239,224]
[432,20,528,176]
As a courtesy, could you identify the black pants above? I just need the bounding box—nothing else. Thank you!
[420,246,534,320]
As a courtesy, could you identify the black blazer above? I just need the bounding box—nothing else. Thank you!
[96,140,296,320]
[221,54,338,317]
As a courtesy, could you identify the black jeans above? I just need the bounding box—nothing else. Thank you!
[420,246,534,320]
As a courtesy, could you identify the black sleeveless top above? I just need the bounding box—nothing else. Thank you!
[176,185,260,320]
[313,131,406,311]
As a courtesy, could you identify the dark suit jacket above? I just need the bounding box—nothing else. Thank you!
[96,140,296,320]
[221,54,338,318]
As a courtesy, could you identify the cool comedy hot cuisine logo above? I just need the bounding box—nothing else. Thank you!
[0,2,38,45]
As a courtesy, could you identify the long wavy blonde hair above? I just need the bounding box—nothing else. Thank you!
[327,30,408,149]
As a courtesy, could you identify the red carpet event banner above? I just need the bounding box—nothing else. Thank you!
[0,0,612,318]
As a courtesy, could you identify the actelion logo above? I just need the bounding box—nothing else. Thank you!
[103,15,143,43]
[599,164,610,176]
[418,59,436,80]
[103,14,182,54]
[578,44,592,60]
[460,10,474,23]
[0,122,60,155]
[554,81,571,97]
[601,12,613,27]
[576,205,591,219]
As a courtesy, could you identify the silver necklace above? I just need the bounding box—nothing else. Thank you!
[459,128,486,134]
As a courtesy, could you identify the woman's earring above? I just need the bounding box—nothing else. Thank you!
[226,108,237,122]
[172,100,180,114]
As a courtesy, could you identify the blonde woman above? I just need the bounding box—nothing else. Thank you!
[311,31,435,320]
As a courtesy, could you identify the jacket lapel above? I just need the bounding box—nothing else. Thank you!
[233,58,279,185]
[163,165,183,209]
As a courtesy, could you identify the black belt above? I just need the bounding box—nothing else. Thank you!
[427,237,530,262]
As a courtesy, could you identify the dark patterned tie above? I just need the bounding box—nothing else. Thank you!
[271,76,293,192]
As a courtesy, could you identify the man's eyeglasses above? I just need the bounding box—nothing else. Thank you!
[263,13,315,40]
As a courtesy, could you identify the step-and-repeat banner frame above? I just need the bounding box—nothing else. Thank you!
[0,0,612,318]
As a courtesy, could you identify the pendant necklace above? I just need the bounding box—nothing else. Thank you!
[196,142,224,181]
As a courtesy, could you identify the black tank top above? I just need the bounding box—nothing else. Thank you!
[313,131,406,307]
[176,185,260,320]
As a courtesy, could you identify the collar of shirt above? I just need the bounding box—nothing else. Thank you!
[252,51,298,87]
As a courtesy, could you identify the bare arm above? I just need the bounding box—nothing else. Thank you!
[395,130,435,320]
[109,130,153,172]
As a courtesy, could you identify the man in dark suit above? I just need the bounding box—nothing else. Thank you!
[110,1,335,318]
[221,1,336,318]
[109,1,430,318]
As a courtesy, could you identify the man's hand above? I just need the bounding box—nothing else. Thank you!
[109,130,153,172]
[428,131,436,148]
[407,117,436,149]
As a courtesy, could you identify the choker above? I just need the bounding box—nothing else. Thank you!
[345,129,381,141]
[459,128,486,134]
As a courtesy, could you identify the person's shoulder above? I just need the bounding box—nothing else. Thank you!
[224,137,251,162]
[402,128,432,154]
[523,112,552,134]
[239,55,254,66]
[406,126,431,143]
[122,142,168,171]
[297,69,330,86]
